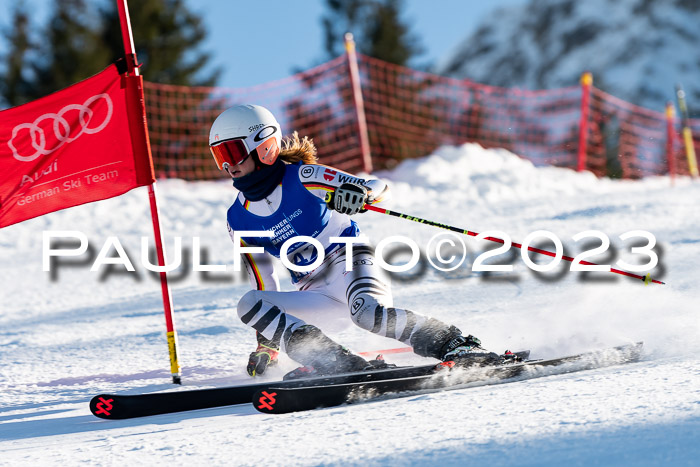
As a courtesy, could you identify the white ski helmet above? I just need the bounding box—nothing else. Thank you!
[208,104,282,170]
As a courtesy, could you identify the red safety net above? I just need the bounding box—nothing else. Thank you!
[357,54,582,171]
[144,55,362,180]
[142,53,699,180]
[586,87,696,178]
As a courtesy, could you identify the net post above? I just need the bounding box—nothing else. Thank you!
[116,0,182,384]
[577,72,593,172]
[344,33,373,173]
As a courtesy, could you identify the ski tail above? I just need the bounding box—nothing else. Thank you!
[90,395,119,419]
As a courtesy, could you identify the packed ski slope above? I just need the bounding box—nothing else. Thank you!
[1,144,699,466]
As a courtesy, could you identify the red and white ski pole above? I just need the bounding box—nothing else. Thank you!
[363,204,664,285]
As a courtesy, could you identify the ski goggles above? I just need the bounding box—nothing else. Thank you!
[209,138,251,170]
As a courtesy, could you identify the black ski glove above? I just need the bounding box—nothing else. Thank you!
[325,183,369,215]
[247,333,280,377]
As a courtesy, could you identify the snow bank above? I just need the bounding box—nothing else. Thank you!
[1,143,698,465]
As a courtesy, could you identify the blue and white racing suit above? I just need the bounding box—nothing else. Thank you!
[228,162,430,353]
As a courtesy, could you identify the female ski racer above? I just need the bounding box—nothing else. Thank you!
[209,104,490,377]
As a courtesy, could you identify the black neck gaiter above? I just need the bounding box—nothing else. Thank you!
[232,158,286,201]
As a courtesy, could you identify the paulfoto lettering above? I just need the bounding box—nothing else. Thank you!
[42,229,660,278]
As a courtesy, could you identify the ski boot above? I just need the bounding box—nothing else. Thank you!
[440,333,502,367]
[410,320,501,368]
[284,325,370,379]
[501,350,526,363]
[247,332,280,377]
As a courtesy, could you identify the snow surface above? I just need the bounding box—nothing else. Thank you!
[1,143,699,466]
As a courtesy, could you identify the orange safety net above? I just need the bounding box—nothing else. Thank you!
[143,56,362,180]
[589,88,679,178]
[143,53,698,180]
[357,54,581,171]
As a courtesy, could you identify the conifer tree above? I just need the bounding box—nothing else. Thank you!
[321,0,422,65]
[100,0,218,86]
[31,0,111,99]
[315,0,435,168]
[0,0,217,108]
[0,4,35,107]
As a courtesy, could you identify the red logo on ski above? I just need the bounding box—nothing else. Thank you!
[257,391,278,411]
[94,397,114,416]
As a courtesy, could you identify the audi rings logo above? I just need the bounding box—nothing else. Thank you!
[8,93,114,162]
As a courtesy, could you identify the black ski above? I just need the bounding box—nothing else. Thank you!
[88,365,421,419]
[252,342,643,414]
[90,350,529,419]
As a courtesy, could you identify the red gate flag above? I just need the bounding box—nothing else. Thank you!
[0,64,155,228]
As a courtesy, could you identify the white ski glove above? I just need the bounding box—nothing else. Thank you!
[325,183,369,215]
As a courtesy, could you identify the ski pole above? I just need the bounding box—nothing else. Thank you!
[363,204,664,285]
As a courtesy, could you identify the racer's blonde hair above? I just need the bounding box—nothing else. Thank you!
[279,131,318,164]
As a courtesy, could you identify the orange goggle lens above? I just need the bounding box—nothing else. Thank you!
[209,139,250,170]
